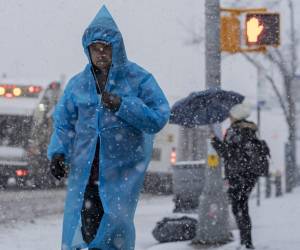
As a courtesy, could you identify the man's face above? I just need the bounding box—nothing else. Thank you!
[89,42,112,70]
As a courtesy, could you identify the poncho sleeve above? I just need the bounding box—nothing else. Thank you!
[115,74,170,134]
[47,80,78,162]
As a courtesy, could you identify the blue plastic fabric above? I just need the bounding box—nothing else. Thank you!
[47,6,170,250]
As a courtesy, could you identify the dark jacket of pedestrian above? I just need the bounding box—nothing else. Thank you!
[211,119,259,181]
[211,100,259,249]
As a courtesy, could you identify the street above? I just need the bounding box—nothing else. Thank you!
[0,187,300,250]
[0,189,65,224]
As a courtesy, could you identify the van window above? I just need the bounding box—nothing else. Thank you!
[0,115,32,147]
[152,148,162,161]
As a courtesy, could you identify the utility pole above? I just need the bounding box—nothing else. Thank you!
[193,0,231,244]
[256,104,261,206]
[256,67,263,207]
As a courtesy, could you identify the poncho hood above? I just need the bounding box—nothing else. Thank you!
[82,5,127,68]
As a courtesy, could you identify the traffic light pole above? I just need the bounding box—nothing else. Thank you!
[193,0,231,244]
[256,102,261,206]
[256,67,262,207]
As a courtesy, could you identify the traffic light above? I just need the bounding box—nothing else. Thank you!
[246,13,280,46]
[221,15,241,53]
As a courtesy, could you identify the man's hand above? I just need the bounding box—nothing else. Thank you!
[210,133,216,139]
[208,125,217,140]
[50,154,67,180]
[102,91,121,112]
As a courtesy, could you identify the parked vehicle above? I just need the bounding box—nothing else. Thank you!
[0,80,61,188]
[143,124,179,194]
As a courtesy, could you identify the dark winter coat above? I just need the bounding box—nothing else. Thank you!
[211,120,260,180]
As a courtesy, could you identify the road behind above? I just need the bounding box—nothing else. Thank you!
[0,190,173,250]
[0,189,66,224]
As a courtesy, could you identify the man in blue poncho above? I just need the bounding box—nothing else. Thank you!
[47,6,170,250]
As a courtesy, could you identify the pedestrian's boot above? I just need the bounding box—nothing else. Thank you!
[245,243,255,249]
[240,229,254,249]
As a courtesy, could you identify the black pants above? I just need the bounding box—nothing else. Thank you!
[228,176,257,246]
[80,140,103,249]
[81,184,104,245]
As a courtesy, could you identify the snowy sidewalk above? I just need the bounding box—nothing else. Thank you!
[150,187,300,250]
[0,188,299,250]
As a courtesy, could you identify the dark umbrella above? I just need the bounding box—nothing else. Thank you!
[169,88,245,127]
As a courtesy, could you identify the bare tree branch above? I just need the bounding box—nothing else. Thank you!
[264,75,291,128]
[242,53,290,126]
[177,19,204,46]
[265,51,291,78]
[288,0,298,74]
[273,48,286,66]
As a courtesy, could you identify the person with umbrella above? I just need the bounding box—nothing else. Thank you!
[211,100,268,249]
[48,6,170,250]
[170,89,270,249]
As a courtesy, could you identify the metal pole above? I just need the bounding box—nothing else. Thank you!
[275,171,283,197]
[256,106,261,206]
[193,0,230,244]
[265,174,271,198]
[256,68,262,207]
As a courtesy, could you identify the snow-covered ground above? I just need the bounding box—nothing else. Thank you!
[0,188,299,250]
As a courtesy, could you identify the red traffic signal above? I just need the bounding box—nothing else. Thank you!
[246,13,280,46]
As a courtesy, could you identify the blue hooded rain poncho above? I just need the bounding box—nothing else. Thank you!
[47,6,170,250]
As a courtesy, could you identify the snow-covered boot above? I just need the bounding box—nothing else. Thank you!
[245,243,255,249]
